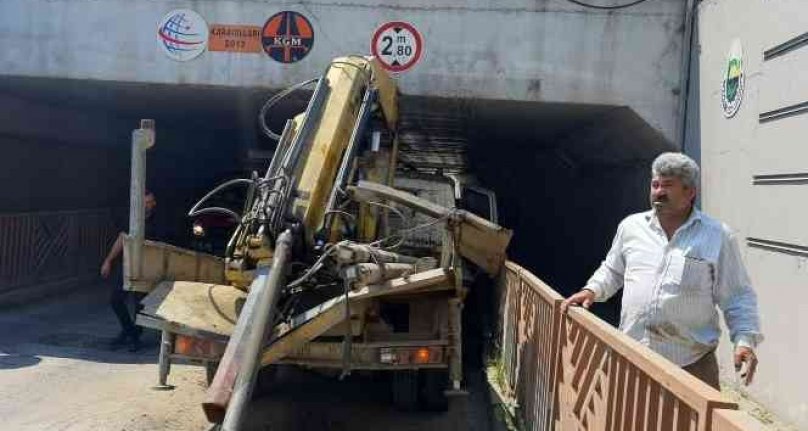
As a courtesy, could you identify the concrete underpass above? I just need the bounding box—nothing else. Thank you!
[0,75,673,315]
[0,0,693,429]
[0,76,671,430]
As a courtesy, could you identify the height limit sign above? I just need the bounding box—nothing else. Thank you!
[371,21,423,73]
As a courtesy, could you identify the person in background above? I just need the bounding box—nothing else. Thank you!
[561,153,762,389]
[100,190,162,352]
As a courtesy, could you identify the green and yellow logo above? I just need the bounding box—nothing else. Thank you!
[721,39,744,118]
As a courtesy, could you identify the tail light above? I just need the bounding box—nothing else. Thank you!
[174,335,225,359]
[379,346,444,365]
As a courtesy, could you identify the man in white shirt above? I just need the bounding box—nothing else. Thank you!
[561,152,761,389]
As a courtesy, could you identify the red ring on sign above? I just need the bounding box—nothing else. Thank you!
[371,21,423,73]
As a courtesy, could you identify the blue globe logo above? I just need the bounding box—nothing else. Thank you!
[157,9,209,62]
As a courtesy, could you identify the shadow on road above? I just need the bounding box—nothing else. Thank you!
[0,353,42,370]
[0,279,499,431]
[0,283,161,367]
[239,364,493,431]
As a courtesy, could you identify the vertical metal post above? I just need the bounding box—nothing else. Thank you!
[371,130,381,152]
[449,297,463,391]
[453,223,463,297]
[128,119,155,282]
[676,0,697,150]
[156,329,175,389]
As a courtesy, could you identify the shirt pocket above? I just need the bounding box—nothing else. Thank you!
[665,254,714,294]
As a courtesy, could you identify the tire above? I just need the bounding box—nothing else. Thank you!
[392,370,419,411]
[419,369,449,412]
[252,365,278,398]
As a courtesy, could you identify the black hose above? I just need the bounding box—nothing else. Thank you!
[258,78,320,141]
[561,0,652,10]
[187,178,253,219]
[189,207,241,221]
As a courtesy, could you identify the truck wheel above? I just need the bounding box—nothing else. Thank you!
[252,365,278,398]
[392,370,419,411]
[419,369,449,412]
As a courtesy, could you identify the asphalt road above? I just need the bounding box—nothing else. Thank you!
[0,284,496,431]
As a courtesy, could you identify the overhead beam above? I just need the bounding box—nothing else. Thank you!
[0,94,129,147]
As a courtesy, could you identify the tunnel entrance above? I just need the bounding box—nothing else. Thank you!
[0,77,673,322]
[398,96,673,324]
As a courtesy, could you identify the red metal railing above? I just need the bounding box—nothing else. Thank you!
[497,261,764,431]
[0,209,118,298]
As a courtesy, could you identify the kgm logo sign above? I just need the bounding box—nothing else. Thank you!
[261,11,315,63]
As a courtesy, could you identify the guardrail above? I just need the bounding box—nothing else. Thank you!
[0,209,118,299]
[496,261,764,431]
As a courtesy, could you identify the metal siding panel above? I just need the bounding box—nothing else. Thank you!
[759,48,808,114]
[748,185,808,247]
[759,0,808,51]
[753,116,808,175]
[742,247,808,428]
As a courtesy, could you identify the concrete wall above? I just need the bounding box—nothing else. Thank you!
[0,135,128,213]
[0,93,132,212]
[0,0,688,144]
[0,90,245,219]
[698,0,808,427]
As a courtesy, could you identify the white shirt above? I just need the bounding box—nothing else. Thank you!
[584,209,763,366]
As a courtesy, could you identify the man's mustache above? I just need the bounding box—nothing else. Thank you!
[652,195,669,205]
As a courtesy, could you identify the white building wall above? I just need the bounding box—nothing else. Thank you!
[699,0,808,427]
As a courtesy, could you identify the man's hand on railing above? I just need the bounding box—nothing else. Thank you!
[560,289,596,313]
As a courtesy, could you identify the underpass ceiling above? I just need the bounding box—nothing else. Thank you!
[0,76,673,166]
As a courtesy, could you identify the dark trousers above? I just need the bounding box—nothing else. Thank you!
[683,350,721,390]
[110,285,146,338]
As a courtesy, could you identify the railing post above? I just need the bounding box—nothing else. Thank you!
[501,267,514,397]
[511,268,522,391]
[548,294,563,431]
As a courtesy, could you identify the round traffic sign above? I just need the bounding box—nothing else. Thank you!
[371,21,423,73]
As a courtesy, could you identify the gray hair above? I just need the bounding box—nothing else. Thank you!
[651,152,700,190]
